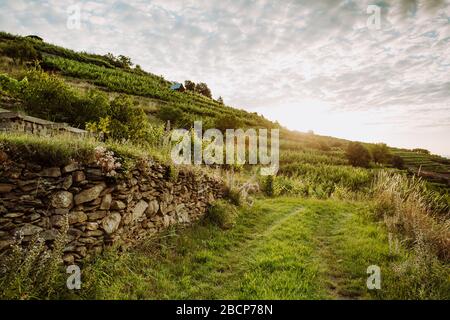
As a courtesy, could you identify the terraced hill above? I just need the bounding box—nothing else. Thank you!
[0,31,448,190]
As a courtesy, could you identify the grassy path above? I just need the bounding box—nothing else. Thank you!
[69,197,447,300]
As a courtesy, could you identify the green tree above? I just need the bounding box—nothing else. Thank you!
[371,143,391,164]
[346,142,371,167]
[158,105,183,126]
[107,95,148,141]
[3,41,41,64]
[184,80,196,91]
[215,114,244,133]
[217,96,224,104]
[195,82,212,98]
[391,155,405,169]
[118,55,132,69]
[22,69,108,127]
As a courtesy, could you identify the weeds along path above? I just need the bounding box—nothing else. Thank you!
[74,198,407,300]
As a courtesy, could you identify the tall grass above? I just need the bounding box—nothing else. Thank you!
[0,132,171,168]
[373,171,450,261]
[0,216,69,299]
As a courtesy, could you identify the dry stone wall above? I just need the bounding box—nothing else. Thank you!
[0,156,225,264]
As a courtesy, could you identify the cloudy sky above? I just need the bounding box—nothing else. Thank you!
[1,0,449,155]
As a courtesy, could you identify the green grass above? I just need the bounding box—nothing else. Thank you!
[56,198,449,300]
[0,132,169,168]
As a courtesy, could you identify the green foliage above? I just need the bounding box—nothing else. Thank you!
[107,95,148,141]
[21,68,109,127]
[184,80,195,91]
[346,142,371,167]
[0,132,168,169]
[262,175,274,197]
[205,200,238,229]
[373,171,450,260]
[0,73,28,95]
[38,55,274,129]
[42,198,449,300]
[195,82,212,99]
[226,187,243,206]
[279,163,373,194]
[391,155,404,169]
[370,143,391,164]
[412,148,430,155]
[2,40,41,64]
[215,114,244,132]
[157,105,183,125]
[0,132,96,166]
[0,217,68,299]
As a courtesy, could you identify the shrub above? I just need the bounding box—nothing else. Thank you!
[373,171,450,261]
[377,237,450,299]
[2,40,41,64]
[262,175,274,197]
[195,82,212,99]
[21,69,109,127]
[107,95,149,141]
[391,155,404,169]
[184,80,196,91]
[157,105,183,125]
[94,146,122,177]
[215,114,244,132]
[0,216,69,299]
[370,143,391,164]
[346,142,371,167]
[205,200,238,229]
[0,73,28,95]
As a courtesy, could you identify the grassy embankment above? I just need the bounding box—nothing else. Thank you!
[58,197,449,300]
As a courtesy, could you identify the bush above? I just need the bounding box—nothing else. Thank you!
[195,82,212,99]
[0,73,28,95]
[370,143,391,164]
[373,171,450,261]
[2,40,41,64]
[157,105,183,125]
[346,142,371,167]
[107,95,148,141]
[215,114,244,132]
[21,69,109,127]
[184,80,195,91]
[262,175,274,197]
[0,216,68,299]
[391,155,404,169]
[205,200,238,229]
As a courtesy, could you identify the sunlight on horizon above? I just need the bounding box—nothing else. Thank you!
[254,100,449,157]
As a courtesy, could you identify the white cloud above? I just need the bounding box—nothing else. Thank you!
[0,0,449,154]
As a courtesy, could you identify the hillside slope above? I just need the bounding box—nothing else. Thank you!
[0,31,449,189]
